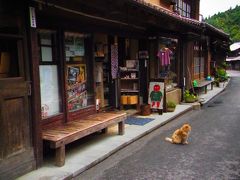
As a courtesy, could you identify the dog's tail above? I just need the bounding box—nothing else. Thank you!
[165,137,173,143]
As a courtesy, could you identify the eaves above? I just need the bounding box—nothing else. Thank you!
[201,22,229,40]
[127,0,202,30]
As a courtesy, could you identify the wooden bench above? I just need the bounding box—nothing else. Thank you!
[42,111,126,167]
[194,80,214,94]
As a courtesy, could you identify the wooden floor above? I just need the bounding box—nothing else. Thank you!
[42,111,126,143]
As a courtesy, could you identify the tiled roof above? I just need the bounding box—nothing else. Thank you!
[202,22,229,37]
[226,56,240,61]
[131,0,229,38]
[132,0,201,26]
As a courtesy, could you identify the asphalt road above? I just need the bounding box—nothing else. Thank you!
[77,74,240,180]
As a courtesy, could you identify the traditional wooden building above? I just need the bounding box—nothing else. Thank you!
[226,42,240,70]
[0,0,229,178]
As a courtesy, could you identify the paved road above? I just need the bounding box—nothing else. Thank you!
[78,73,240,180]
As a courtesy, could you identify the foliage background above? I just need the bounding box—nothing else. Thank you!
[205,5,240,42]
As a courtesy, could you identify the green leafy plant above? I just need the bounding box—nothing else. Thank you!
[215,67,227,82]
[221,62,228,69]
[184,90,198,103]
[166,101,176,112]
[167,101,176,108]
[214,78,220,87]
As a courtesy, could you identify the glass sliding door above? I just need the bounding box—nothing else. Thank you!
[38,30,61,119]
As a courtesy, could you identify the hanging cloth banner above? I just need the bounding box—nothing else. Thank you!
[111,44,118,79]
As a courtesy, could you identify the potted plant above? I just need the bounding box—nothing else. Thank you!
[215,66,227,82]
[214,78,220,87]
[167,71,177,84]
[184,90,198,103]
[166,101,176,112]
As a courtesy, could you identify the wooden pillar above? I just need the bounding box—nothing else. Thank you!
[29,28,43,167]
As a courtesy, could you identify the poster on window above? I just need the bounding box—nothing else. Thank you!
[66,64,87,112]
[148,82,164,109]
[39,65,60,117]
[65,33,85,61]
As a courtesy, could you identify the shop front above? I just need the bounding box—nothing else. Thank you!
[1,0,231,178]
[28,0,206,154]
[26,0,152,168]
[148,36,182,105]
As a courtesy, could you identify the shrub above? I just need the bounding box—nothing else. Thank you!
[215,67,227,82]
[167,101,176,108]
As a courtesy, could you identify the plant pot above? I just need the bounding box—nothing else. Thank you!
[141,104,151,116]
[219,82,225,88]
[167,107,175,112]
[185,96,197,103]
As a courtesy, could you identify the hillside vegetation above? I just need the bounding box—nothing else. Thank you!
[205,5,240,42]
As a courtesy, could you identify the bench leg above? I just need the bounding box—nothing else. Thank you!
[204,86,207,94]
[102,128,108,134]
[118,121,125,135]
[55,145,65,167]
[211,83,213,90]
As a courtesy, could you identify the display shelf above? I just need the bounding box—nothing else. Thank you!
[120,78,138,80]
[121,89,139,93]
[120,60,139,109]
[120,68,138,72]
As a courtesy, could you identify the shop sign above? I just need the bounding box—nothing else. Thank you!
[138,51,149,59]
[148,82,164,110]
[29,7,36,28]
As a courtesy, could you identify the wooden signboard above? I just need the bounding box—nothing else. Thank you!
[148,81,165,114]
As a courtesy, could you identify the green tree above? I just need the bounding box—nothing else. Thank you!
[205,5,240,42]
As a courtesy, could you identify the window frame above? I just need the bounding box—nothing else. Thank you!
[38,30,58,65]
[193,42,204,79]
[64,32,95,116]
[38,29,63,120]
[176,0,191,18]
